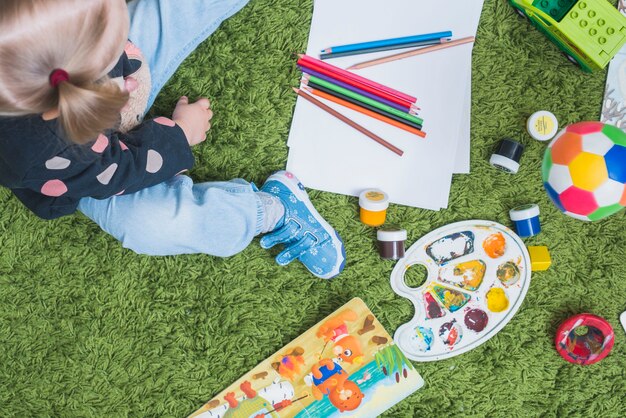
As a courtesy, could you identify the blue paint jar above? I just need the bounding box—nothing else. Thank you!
[509,204,541,238]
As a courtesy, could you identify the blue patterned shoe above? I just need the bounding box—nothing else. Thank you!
[260,171,346,279]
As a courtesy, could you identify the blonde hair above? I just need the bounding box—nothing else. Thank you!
[0,0,130,144]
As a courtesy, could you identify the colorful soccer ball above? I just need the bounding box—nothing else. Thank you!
[542,122,626,221]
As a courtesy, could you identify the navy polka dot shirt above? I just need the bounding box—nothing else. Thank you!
[0,48,194,219]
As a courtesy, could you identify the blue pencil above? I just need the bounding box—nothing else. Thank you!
[320,39,444,60]
[321,31,453,55]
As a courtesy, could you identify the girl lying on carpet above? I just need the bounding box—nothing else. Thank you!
[0,0,345,279]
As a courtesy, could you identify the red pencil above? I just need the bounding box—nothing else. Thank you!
[298,54,417,105]
[297,58,412,109]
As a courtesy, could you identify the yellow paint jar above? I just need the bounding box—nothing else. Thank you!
[359,189,389,227]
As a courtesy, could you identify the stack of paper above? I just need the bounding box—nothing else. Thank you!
[287,0,485,210]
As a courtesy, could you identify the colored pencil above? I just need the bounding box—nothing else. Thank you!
[347,36,476,70]
[304,79,424,131]
[303,86,426,138]
[304,75,423,126]
[299,66,416,113]
[321,31,452,54]
[297,54,417,105]
[320,38,447,60]
[299,53,416,103]
[298,58,411,109]
[292,87,404,156]
[297,58,413,109]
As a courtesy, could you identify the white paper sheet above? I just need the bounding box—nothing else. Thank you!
[287,0,484,209]
[454,76,472,175]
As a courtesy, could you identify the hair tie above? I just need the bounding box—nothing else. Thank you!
[49,69,70,88]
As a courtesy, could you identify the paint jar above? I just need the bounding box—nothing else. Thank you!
[489,138,524,174]
[377,228,407,260]
[509,204,541,238]
[527,111,558,142]
[359,189,389,227]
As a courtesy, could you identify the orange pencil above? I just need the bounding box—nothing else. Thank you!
[304,86,426,138]
[347,36,476,70]
[293,87,404,156]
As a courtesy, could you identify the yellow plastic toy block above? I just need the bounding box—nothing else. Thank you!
[528,246,551,271]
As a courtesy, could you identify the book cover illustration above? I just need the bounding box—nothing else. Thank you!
[190,298,423,418]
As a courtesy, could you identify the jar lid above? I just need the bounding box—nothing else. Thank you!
[490,138,524,174]
[509,204,540,221]
[489,154,520,174]
[359,189,389,211]
[377,228,407,242]
[527,111,558,141]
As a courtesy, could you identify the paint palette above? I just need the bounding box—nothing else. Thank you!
[391,220,531,361]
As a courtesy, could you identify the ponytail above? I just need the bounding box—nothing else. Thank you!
[56,76,129,144]
[0,0,130,144]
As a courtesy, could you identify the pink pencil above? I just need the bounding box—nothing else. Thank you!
[298,54,417,105]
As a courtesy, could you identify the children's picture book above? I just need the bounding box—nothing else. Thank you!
[189,298,424,418]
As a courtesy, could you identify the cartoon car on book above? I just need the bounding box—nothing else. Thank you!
[509,0,626,71]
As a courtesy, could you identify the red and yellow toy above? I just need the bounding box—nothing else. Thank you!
[555,313,614,365]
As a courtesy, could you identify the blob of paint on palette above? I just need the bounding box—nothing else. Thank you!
[439,259,486,290]
[483,232,506,258]
[497,261,521,287]
[486,288,509,312]
[425,231,474,265]
[391,220,531,362]
[412,326,434,352]
[439,320,463,347]
[464,308,489,333]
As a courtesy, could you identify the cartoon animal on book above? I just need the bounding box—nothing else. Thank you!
[271,346,305,381]
[197,379,295,418]
[304,358,364,413]
[316,309,364,364]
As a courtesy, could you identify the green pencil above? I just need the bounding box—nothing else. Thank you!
[304,74,424,126]
[305,80,423,131]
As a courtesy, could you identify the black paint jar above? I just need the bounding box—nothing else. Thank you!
[377,228,407,260]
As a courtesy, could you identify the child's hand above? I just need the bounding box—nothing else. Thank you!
[172,96,213,146]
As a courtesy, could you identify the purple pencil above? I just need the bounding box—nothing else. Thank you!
[297,66,418,114]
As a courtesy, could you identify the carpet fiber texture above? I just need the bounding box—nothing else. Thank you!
[1,1,625,416]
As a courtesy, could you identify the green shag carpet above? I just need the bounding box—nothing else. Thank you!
[1,1,626,416]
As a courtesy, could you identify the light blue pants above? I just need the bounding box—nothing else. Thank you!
[78,0,261,257]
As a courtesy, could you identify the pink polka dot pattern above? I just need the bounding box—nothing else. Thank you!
[119,141,129,151]
[146,150,163,173]
[97,163,118,185]
[153,117,175,127]
[45,156,71,170]
[92,134,109,153]
[41,180,68,197]
[124,41,142,57]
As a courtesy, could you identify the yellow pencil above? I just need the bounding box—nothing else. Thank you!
[347,36,476,70]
